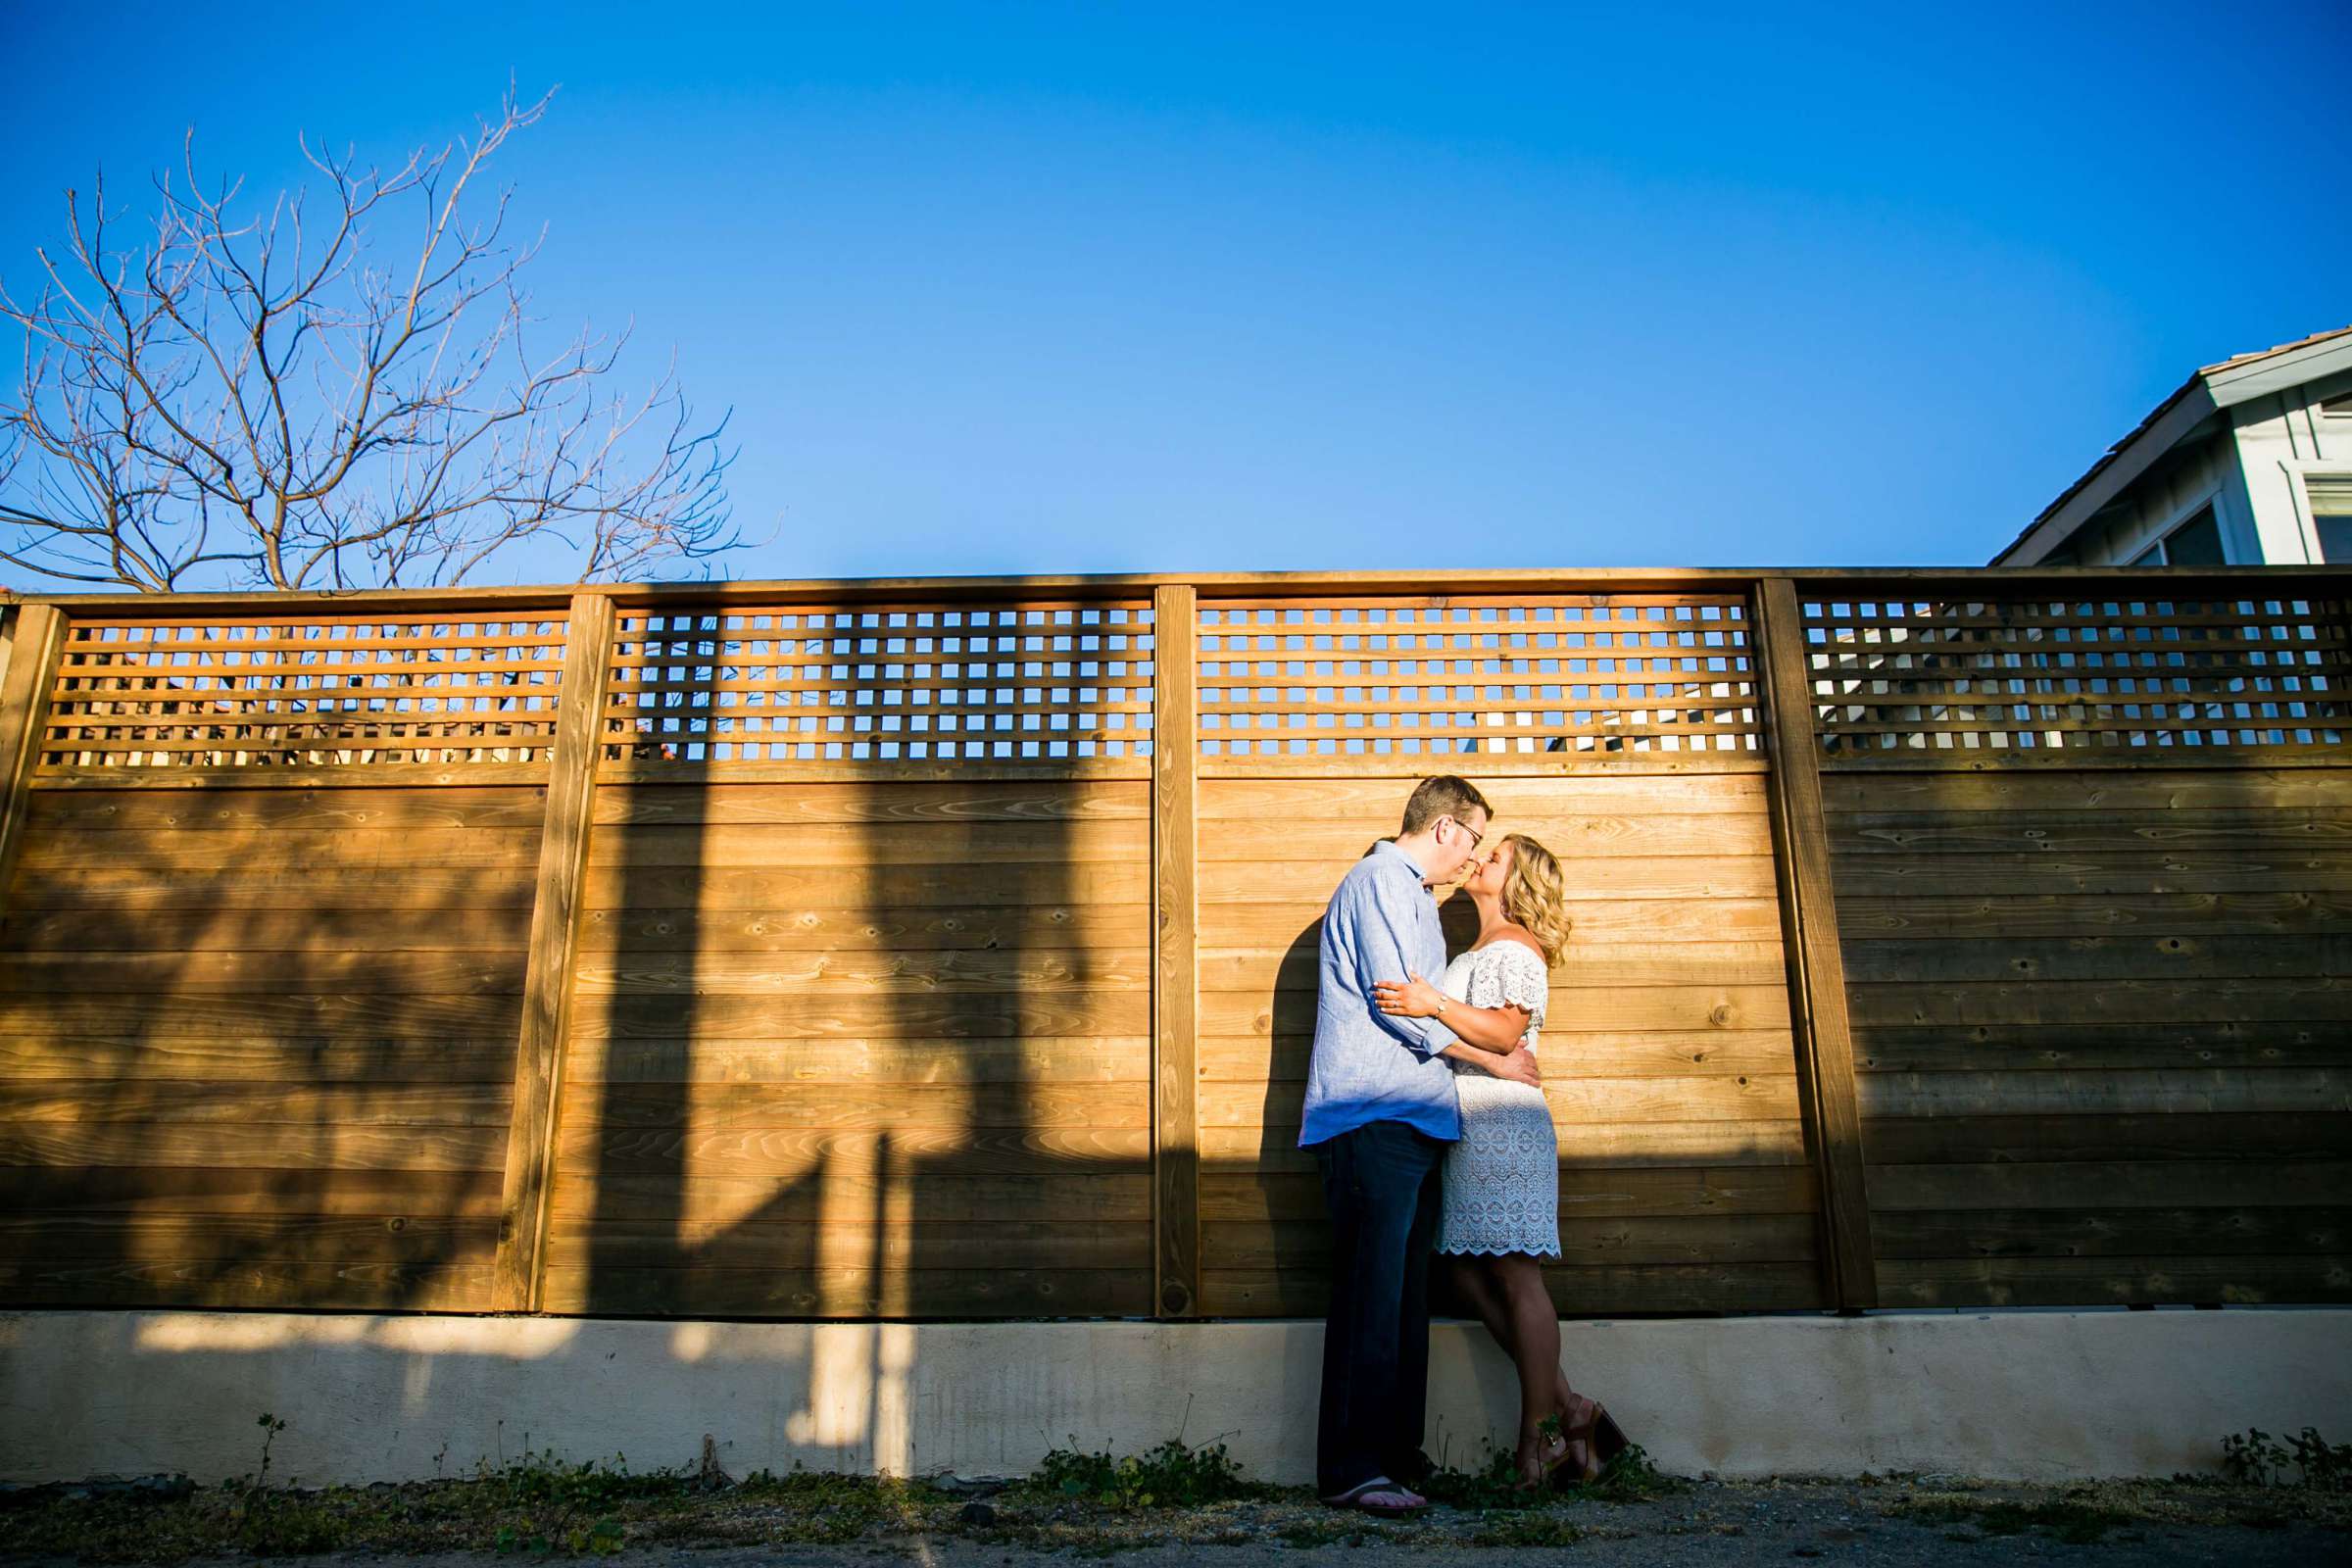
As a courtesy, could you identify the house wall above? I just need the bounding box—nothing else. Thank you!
[2230,366,2352,564]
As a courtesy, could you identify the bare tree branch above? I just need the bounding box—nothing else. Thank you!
[0,84,738,592]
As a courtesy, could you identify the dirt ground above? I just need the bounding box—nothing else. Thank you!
[5,1473,2350,1567]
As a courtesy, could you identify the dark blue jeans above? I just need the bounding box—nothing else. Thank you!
[1312,1118,1446,1497]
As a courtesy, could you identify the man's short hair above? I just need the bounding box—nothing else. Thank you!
[1399,775,1492,836]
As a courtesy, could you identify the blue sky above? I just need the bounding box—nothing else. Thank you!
[3,1,2346,583]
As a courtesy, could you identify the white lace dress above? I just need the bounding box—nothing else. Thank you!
[1433,940,1560,1257]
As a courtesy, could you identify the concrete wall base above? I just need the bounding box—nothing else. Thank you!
[5,1309,2347,1487]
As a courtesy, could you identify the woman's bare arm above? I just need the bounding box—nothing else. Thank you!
[1374,972,1530,1052]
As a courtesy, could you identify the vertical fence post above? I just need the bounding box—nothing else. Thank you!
[1751,576,1878,1310]
[494,591,617,1312]
[0,604,66,918]
[1152,583,1200,1318]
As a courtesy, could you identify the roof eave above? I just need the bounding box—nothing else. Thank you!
[1992,377,2218,565]
[1993,327,2352,566]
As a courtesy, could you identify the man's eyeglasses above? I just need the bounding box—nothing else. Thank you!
[1443,815,1486,852]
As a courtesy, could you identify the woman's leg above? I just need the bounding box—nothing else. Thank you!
[1445,1253,1517,1360]
[1493,1252,1575,1482]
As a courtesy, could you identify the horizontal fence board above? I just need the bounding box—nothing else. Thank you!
[0,907,536,956]
[592,781,1149,825]
[0,1260,495,1311]
[1198,754,1770,778]
[1874,1255,2352,1308]
[1202,814,1775,862]
[1200,1164,1821,1223]
[1207,1121,1810,1171]
[566,992,1150,1042]
[15,826,545,871]
[1198,942,1788,994]
[567,947,1151,997]
[1198,897,1788,948]
[1842,934,2352,985]
[1200,858,1783,903]
[1858,1068,2351,1118]
[0,1212,502,1265]
[1204,1214,1821,1270]
[575,906,1152,956]
[1847,978,2352,1028]
[555,1124,1152,1178]
[1869,1207,2349,1261]
[567,1037,1152,1085]
[1208,1076,1803,1129]
[1827,851,2352,897]
[1196,1030,1802,1083]
[584,820,1148,867]
[0,1039,522,1083]
[1865,1160,2352,1211]
[0,1164,505,1217]
[0,1121,507,1171]
[1199,773,1772,818]
[1838,890,2352,940]
[0,950,528,996]
[30,763,554,791]
[0,994,524,1041]
[1853,1021,2352,1073]
[1827,809,2352,857]
[1821,766,2352,813]
[558,1081,1149,1132]
[25,785,551,832]
[0,1083,512,1126]
[1862,1112,2352,1165]
[1201,985,1790,1037]
[552,1170,1154,1225]
[580,861,1152,908]
[540,1266,1152,1318]
[3,865,539,912]
[1200,1263,1824,1317]
[545,1220,1152,1272]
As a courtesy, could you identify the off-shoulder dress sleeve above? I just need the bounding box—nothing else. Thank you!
[1468,941,1549,1031]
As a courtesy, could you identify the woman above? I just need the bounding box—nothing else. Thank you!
[1373,833,1630,1490]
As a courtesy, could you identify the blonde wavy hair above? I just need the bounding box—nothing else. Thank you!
[1497,833,1573,966]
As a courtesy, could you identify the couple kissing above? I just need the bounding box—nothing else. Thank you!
[1303,774,1630,1517]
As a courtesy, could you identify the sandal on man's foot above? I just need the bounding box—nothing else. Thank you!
[1320,1476,1428,1518]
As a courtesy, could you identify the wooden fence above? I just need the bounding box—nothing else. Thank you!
[0,568,2345,1320]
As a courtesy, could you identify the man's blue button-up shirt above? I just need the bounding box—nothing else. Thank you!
[1298,840,1462,1148]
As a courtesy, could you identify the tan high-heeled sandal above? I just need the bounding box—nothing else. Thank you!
[1550,1394,1632,1488]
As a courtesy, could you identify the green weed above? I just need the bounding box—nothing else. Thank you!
[1019,1438,1269,1510]
[2224,1428,2352,1493]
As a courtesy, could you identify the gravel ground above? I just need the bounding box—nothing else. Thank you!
[5,1474,2348,1567]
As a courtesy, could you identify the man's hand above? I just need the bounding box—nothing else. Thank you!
[1489,1046,1543,1089]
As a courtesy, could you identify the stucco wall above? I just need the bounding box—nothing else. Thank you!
[4,1308,2346,1487]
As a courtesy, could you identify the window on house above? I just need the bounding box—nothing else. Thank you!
[2160,505,2226,564]
[2310,475,2352,563]
[2131,503,2224,565]
[2322,392,2352,418]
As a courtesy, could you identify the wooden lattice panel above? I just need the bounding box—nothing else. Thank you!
[601,601,1156,762]
[1801,592,2352,755]
[1195,595,1759,758]
[39,613,569,769]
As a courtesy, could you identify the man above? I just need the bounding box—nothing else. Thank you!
[1302,775,1543,1516]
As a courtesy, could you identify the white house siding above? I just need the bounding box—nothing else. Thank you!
[2229,367,2352,564]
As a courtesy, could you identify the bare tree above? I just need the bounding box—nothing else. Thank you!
[0,86,737,592]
